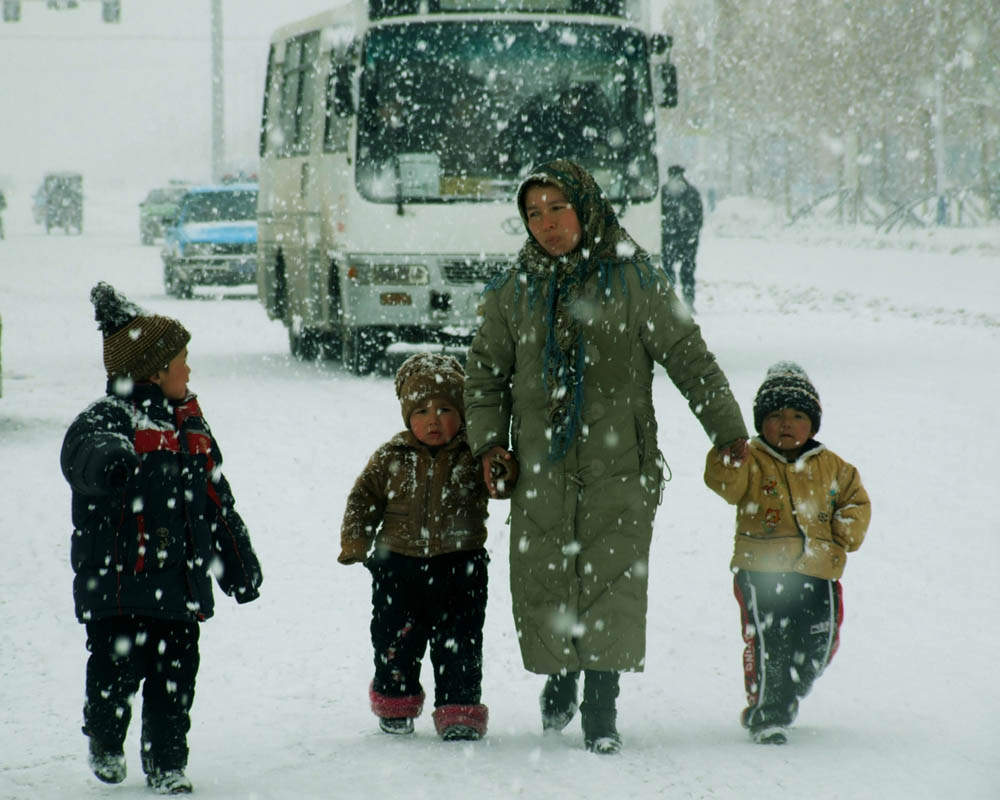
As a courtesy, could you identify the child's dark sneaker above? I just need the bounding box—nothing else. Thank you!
[87,737,126,784]
[750,725,788,745]
[540,671,579,732]
[146,769,193,794]
[379,717,415,735]
[441,724,481,742]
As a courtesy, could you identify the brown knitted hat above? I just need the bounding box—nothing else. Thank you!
[394,352,466,428]
[91,282,190,379]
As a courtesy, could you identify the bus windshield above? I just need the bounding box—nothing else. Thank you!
[356,21,658,203]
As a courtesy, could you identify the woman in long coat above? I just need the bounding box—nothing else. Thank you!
[464,160,748,753]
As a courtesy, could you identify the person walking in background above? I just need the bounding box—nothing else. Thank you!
[339,353,492,742]
[0,188,7,239]
[464,159,748,755]
[60,283,262,794]
[704,362,871,745]
[660,164,703,312]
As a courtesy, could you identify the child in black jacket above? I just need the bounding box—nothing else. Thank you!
[60,283,262,794]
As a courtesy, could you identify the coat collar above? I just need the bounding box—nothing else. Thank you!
[751,435,826,465]
[105,377,198,424]
[389,428,467,453]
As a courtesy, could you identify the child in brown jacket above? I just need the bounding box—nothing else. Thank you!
[704,362,871,745]
[339,353,490,740]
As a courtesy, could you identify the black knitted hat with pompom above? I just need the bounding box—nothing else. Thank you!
[394,352,466,428]
[753,361,822,434]
[91,282,190,379]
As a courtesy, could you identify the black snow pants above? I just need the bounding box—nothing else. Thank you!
[368,548,488,708]
[83,616,200,773]
[733,570,842,730]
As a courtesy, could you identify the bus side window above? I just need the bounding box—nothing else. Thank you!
[324,60,353,153]
[278,32,321,156]
[260,45,278,157]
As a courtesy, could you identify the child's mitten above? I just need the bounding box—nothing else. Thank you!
[338,539,370,565]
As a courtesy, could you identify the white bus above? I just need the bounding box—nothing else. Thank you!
[257,0,678,373]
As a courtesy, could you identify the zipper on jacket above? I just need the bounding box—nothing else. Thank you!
[134,513,147,573]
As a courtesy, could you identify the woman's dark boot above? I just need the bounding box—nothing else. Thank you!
[539,670,580,732]
[581,670,622,754]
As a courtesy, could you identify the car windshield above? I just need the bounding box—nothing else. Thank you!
[356,21,657,203]
[181,190,257,222]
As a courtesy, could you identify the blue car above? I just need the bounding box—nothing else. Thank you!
[161,184,258,297]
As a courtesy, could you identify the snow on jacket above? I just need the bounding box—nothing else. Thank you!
[465,258,747,675]
[704,437,871,580]
[338,429,488,563]
[60,381,262,623]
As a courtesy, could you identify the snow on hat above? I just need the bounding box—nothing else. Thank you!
[395,352,466,428]
[91,282,190,379]
[667,164,685,178]
[753,361,822,434]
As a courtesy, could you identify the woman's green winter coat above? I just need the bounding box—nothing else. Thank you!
[464,162,747,675]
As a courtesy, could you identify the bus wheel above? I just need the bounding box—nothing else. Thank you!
[344,328,381,375]
[319,327,343,360]
[289,326,322,361]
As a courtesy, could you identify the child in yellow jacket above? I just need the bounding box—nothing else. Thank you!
[704,362,871,745]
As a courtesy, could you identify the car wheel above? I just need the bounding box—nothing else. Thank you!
[163,261,177,296]
[163,262,191,298]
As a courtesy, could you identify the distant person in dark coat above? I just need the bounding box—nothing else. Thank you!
[660,165,703,312]
[60,283,262,795]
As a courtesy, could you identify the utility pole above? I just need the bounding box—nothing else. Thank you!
[211,0,224,181]
[932,0,947,224]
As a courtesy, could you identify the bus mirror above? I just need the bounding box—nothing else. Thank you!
[650,33,672,57]
[659,63,678,108]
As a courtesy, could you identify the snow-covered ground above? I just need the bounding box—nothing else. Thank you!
[1,190,998,799]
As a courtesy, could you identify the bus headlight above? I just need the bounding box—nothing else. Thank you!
[347,262,429,285]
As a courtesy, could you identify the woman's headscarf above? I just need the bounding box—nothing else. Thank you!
[499,159,661,461]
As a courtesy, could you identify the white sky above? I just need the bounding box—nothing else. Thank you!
[0,0,341,191]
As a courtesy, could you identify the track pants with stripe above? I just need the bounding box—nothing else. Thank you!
[733,570,842,730]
